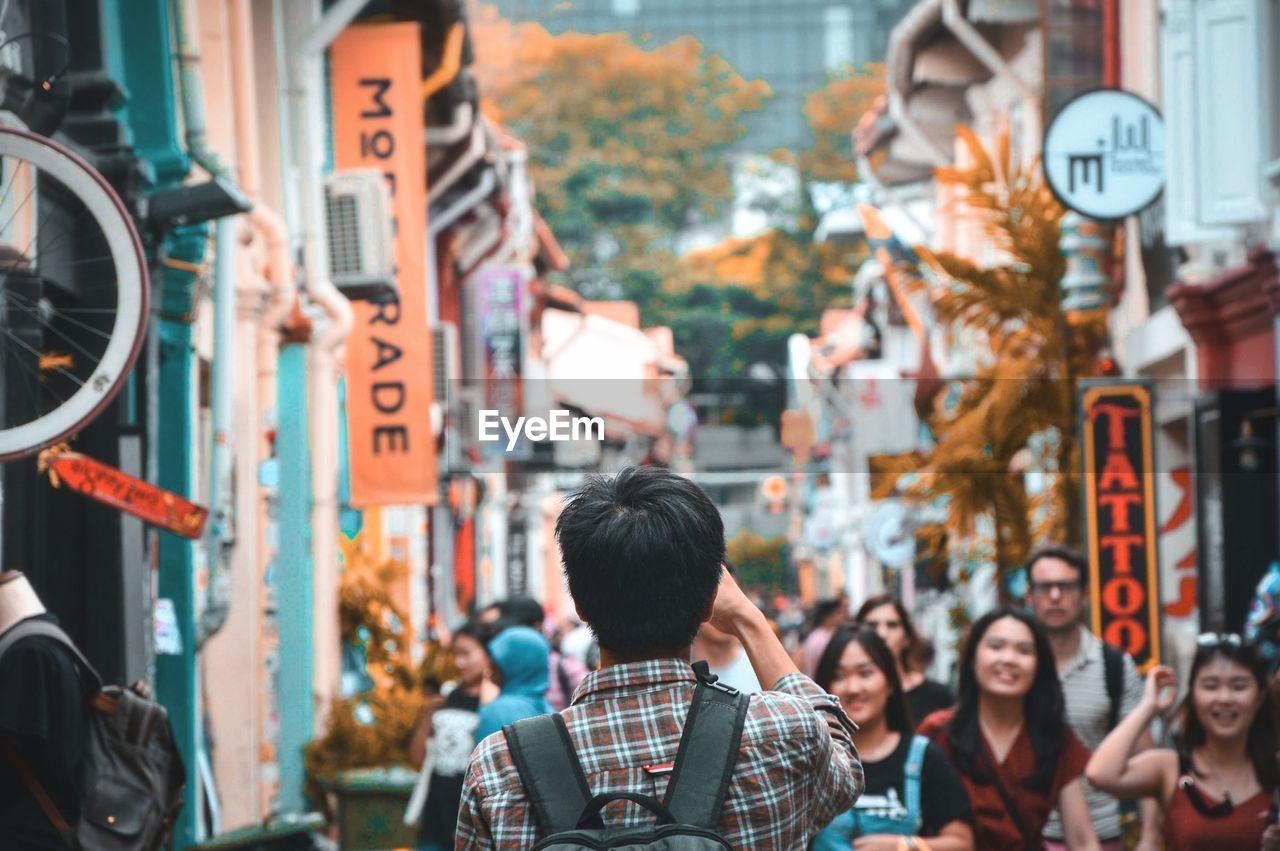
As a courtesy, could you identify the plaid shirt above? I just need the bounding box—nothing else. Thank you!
[456,659,863,849]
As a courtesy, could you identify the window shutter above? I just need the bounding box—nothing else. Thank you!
[1194,0,1269,226]
[1162,0,1232,244]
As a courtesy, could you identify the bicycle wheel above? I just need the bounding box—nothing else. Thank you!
[0,126,148,461]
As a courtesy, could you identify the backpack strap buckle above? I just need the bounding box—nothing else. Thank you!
[690,659,740,697]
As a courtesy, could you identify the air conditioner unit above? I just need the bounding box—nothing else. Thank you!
[431,321,461,406]
[324,170,396,302]
[435,318,460,440]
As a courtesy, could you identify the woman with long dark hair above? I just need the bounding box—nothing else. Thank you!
[812,627,973,850]
[918,608,1099,850]
[1086,636,1280,850]
[405,620,499,851]
[856,594,954,723]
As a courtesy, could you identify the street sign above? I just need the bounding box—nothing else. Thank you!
[866,500,914,567]
[1079,379,1161,670]
[761,474,789,503]
[42,450,208,539]
[1043,89,1165,220]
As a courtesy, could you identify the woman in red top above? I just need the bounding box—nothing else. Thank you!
[1086,636,1280,851]
[917,608,1099,850]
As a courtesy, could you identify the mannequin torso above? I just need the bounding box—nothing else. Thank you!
[0,572,46,637]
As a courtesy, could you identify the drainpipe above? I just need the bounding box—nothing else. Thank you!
[274,0,362,815]
[172,0,238,647]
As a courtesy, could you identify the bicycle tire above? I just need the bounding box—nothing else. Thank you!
[0,126,148,460]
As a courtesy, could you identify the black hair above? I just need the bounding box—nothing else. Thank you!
[452,619,497,648]
[1176,639,1280,790]
[808,598,845,634]
[1024,545,1088,587]
[855,594,921,672]
[949,607,1068,793]
[556,466,725,655]
[491,595,545,631]
[814,626,914,734]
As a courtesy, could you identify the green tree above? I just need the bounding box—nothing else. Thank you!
[476,11,768,288]
[476,11,883,409]
[727,528,788,592]
[655,65,885,413]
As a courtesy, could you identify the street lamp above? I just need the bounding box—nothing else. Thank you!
[1231,409,1279,472]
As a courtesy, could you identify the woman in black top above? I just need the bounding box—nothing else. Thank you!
[856,594,955,725]
[407,621,498,851]
[812,626,973,850]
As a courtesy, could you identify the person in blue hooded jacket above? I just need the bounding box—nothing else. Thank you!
[474,625,553,742]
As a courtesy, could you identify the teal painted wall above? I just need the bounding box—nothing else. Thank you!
[112,0,203,845]
[275,343,313,813]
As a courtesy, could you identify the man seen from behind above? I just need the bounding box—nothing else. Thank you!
[456,466,864,849]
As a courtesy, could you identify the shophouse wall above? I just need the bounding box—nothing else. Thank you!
[192,0,273,829]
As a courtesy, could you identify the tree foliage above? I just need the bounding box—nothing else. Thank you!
[473,6,768,271]
[801,64,885,183]
[304,537,454,795]
[872,127,1107,575]
[473,8,884,412]
[653,65,884,397]
[727,528,788,592]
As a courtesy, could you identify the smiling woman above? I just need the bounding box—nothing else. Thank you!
[918,609,1101,851]
[1085,639,1280,851]
[811,627,974,851]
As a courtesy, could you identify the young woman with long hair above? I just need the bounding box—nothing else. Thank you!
[918,608,1100,850]
[1086,636,1280,851]
[812,627,973,850]
[406,620,499,851]
[856,594,954,723]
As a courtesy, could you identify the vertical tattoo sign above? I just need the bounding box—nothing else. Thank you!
[1080,379,1161,670]
[331,24,438,506]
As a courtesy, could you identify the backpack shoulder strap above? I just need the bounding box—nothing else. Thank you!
[504,713,594,835]
[1102,642,1123,731]
[0,619,102,692]
[904,734,929,833]
[0,741,81,850]
[662,665,750,829]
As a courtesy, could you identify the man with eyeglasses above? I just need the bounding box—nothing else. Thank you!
[1024,545,1161,851]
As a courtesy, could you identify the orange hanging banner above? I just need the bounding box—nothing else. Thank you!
[43,451,207,539]
[331,23,438,507]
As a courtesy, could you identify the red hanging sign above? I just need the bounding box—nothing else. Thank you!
[1079,380,1161,670]
[42,450,208,539]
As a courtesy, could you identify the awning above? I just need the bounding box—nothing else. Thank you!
[864,0,1036,182]
[540,308,667,436]
[582,300,639,328]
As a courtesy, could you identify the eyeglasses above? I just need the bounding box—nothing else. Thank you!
[1028,580,1084,597]
[1196,632,1243,648]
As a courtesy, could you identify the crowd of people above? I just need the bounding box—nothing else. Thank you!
[402,467,1280,851]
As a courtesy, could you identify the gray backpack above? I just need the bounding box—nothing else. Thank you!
[503,662,749,850]
[0,618,186,850]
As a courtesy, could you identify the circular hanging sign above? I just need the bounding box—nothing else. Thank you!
[865,500,915,567]
[1042,89,1165,220]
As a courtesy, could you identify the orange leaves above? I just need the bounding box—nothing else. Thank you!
[800,64,885,183]
[878,127,1090,569]
[470,4,769,268]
